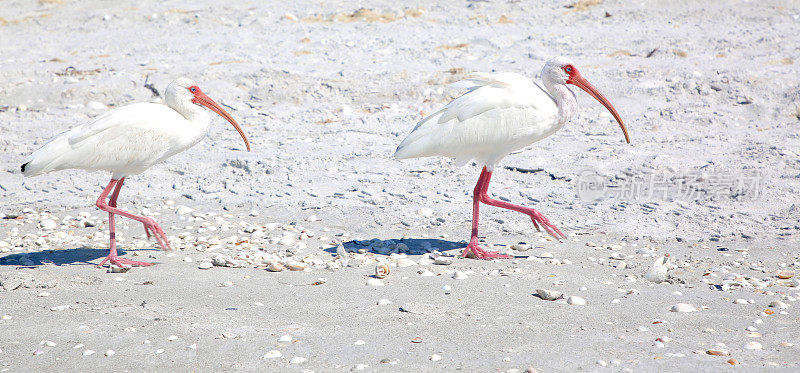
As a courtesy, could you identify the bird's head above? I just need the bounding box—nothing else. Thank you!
[166,78,251,151]
[543,57,630,144]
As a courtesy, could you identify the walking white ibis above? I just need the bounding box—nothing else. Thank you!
[21,77,251,267]
[395,57,630,259]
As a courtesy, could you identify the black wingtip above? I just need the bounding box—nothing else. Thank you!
[21,162,28,173]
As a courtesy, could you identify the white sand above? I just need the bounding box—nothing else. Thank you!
[1,1,799,371]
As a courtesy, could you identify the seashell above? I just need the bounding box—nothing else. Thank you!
[727,358,739,366]
[286,261,307,271]
[452,270,468,280]
[108,265,130,273]
[290,356,307,364]
[645,255,672,283]
[777,270,795,279]
[769,300,789,309]
[434,256,454,265]
[536,289,563,301]
[263,350,282,359]
[706,349,730,356]
[609,252,627,260]
[375,263,390,278]
[743,341,762,350]
[267,262,285,272]
[411,336,423,343]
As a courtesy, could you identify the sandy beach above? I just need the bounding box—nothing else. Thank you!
[1,0,799,371]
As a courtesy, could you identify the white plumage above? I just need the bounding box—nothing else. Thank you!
[395,57,629,170]
[22,103,207,178]
[22,77,249,179]
[394,72,560,169]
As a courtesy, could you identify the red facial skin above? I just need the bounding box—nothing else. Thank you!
[562,65,630,144]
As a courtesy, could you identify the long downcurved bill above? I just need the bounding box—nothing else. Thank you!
[192,93,252,151]
[568,74,630,144]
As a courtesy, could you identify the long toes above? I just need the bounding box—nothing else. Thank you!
[530,217,542,232]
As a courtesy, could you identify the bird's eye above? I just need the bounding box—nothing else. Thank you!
[190,87,197,92]
[564,66,573,73]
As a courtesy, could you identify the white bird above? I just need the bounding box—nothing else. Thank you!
[21,77,251,268]
[395,56,630,259]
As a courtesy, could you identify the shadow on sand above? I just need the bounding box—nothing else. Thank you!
[322,238,465,256]
[0,247,152,267]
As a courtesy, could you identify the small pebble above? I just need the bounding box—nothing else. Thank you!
[105,350,115,357]
[536,289,563,301]
[168,335,179,341]
[378,299,393,305]
[430,354,442,361]
[670,303,697,312]
[453,271,468,280]
[567,296,587,306]
[278,335,292,343]
[83,350,95,356]
[354,340,365,346]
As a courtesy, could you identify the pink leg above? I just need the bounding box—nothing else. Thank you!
[97,178,171,251]
[478,169,566,239]
[461,169,511,260]
[461,167,566,260]
[95,178,164,268]
[109,178,162,246]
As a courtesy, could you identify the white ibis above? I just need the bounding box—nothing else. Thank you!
[21,77,251,267]
[395,57,630,259]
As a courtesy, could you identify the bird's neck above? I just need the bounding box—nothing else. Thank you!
[170,100,208,122]
[544,80,578,125]
[167,101,212,145]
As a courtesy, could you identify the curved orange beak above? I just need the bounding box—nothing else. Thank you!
[567,73,630,144]
[192,92,251,151]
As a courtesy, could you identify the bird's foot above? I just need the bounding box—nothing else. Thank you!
[142,218,172,251]
[461,241,511,260]
[528,210,567,239]
[97,255,154,268]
